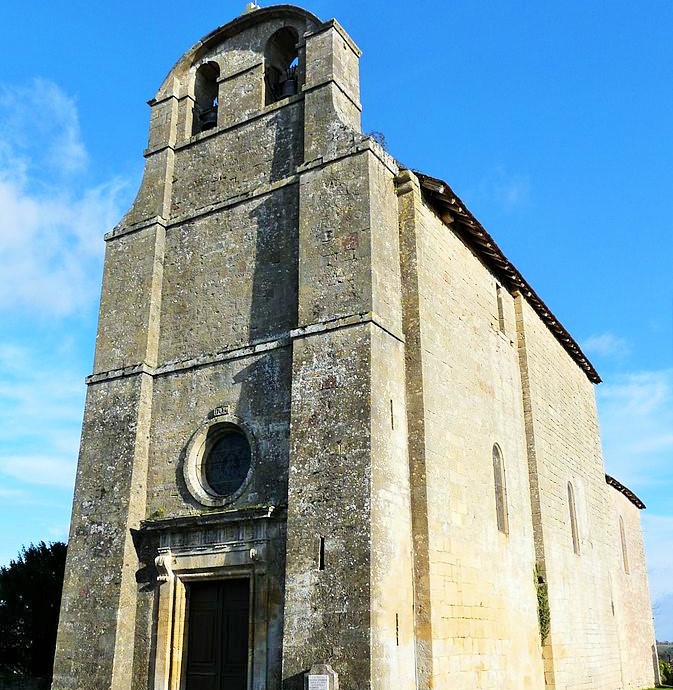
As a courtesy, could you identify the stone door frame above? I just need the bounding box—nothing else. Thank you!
[146,509,281,690]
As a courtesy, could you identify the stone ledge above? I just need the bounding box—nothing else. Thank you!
[86,362,154,385]
[87,313,404,385]
[140,504,285,532]
[105,216,168,242]
[302,77,362,113]
[298,136,399,177]
[292,311,404,344]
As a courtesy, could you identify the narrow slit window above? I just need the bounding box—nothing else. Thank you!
[390,399,394,430]
[492,444,509,534]
[568,481,580,555]
[318,536,325,571]
[496,284,506,332]
[619,516,630,574]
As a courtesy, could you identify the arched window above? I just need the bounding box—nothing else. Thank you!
[496,284,506,332]
[567,481,580,554]
[492,444,509,534]
[192,62,220,134]
[264,27,299,104]
[619,516,630,574]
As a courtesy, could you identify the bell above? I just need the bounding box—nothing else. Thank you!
[280,77,297,98]
[199,107,218,130]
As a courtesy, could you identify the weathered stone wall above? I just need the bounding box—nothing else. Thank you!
[0,678,49,690]
[283,126,415,690]
[158,188,299,363]
[93,225,165,372]
[609,489,659,689]
[52,374,152,690]
[283,325,374,687]
[399,173,545,689]
[170,105,303,221]
[370,324,416,690]
[515,295,624,690]
[145,349,294,519]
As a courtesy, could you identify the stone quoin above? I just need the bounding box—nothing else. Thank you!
[51,4,658,690]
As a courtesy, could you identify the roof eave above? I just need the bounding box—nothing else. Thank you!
[605,474,646,510]
[413,170,601,385]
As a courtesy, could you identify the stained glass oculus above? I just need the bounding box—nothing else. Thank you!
[203,426,251,497]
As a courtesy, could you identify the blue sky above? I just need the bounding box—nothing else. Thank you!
[0,1,671,638]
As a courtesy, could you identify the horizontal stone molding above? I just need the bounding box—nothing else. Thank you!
[87,312,404,385]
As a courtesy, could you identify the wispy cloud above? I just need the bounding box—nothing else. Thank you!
[473,165,531,212]
[582,332,631,360]
[0,488,26,499]
[598,367,673,638]
[642,514,673,639]
[642,514,673,602]
[599,368,673,487]
[0,79,128,516]
[0,340,84,493]
[0,455,75,490]
[0,79,87,177]
[0,78,128,317]
[0,344,84,441]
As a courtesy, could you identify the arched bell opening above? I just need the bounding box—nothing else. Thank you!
[192,61,220,134]
[264,27,300,105]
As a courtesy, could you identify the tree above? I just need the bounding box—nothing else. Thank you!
[0,541,67,681]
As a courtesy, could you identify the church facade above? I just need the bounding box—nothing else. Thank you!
[52,5,658,690]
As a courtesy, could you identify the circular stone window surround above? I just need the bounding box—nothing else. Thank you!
[183,413,256,508]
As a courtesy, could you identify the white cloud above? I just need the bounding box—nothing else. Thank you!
[0,341,84,497]
[0,79,87,176]
[643,514,673,602]
[0,79,129,501]
[0,78,128,317]
[0,345,84,441]
[496,177,530,210]
[598,369,673,638]
[0,487,26,499]
[582,332,631,360]
[598,368,673,487]
[473,165,531,212]
[0,455,75,490]
[642,514,673,640]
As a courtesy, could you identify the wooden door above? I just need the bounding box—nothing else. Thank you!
[185,579,250,690]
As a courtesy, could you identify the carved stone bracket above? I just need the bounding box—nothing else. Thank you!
[155,549,174,583]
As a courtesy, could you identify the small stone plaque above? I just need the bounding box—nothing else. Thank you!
[305,663,337,690]
[212,405,231,417]
[307,676,329,690]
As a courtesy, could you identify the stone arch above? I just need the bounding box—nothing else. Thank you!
[192,61,220,134]
[264,26,300,104]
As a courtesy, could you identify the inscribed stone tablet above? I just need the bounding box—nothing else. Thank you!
[307,675,330,690]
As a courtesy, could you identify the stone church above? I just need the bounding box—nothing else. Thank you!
[52,4,658,690]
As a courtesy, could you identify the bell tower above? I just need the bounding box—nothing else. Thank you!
[52,6,416,690]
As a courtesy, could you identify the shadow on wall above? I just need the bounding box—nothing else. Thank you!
[282,670,306,690]
[0,677,50,690]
